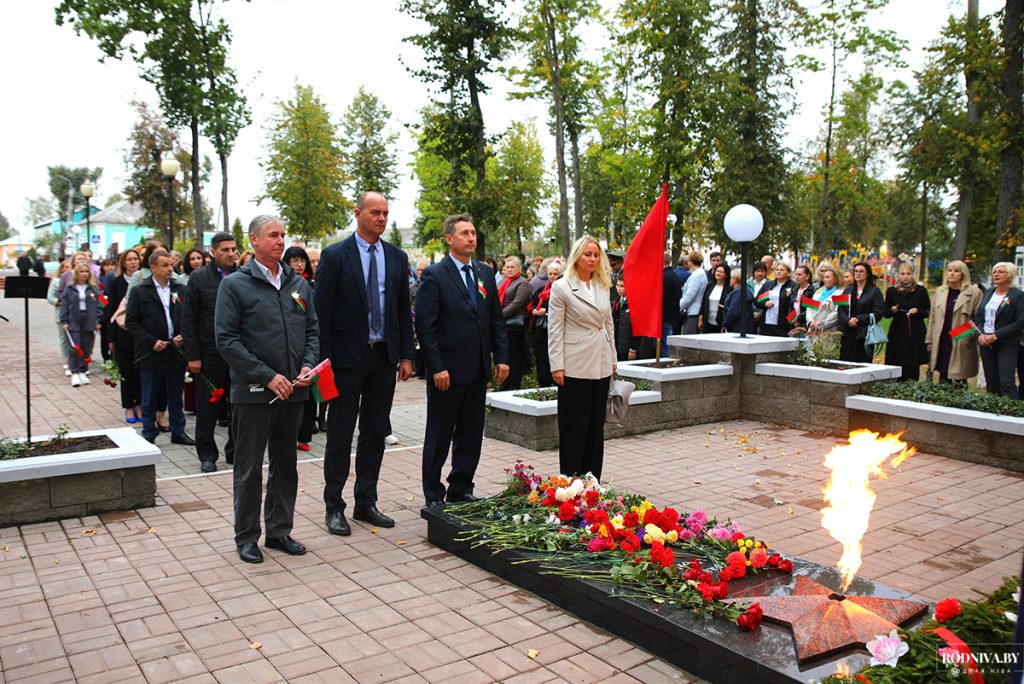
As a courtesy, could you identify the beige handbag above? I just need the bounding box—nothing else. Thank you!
[112,295,129,330]
[605,376,635,425]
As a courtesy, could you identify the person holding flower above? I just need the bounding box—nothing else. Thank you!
[59,263,101,387]
[548,235,617,480]
[972,262,1024,399]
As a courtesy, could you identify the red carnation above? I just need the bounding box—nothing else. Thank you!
[558,500,576,522]
[777,559,794,573]
[643,508,660,525]
[726,551,748,577]
[731,531,745,543]
[585,490,600,507]
[585,509,609,525]
[209,388,225,403]
[83,356,93,364]
[622,512,639,529]
[767,553,782,567]
[737,603,763,631]
[620,535,640,553]
[749,547,768,569]
[696,582,714,602]
[659,507,679,532]
[934,598,962,623]
[711,580,729,600]
[718,566,734,582]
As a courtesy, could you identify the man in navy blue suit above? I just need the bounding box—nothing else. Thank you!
[415,214,509,506]
[314,192,415,535]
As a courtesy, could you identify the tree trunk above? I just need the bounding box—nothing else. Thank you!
[540,0,570,256]
[219,152,229,234]
[919,182,928,283]
[820,41,838,256]
[951,0,980,262]
[568,122,584,240]
[190,114,203,248]
[995,0,1023,262]
[465,40,489,259]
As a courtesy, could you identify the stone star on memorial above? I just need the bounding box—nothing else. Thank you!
[726,575,928,665]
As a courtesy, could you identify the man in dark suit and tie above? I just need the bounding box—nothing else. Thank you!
[415,214,509,506]
[314,191,415,535]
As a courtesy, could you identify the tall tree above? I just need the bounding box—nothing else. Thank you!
[0,211,11,242]
[995,0,1023,260]
[339,87,400,197]
[408,104,476,246]
[401,0,510,256]
[952,0,983,260]
[122,100,196,240]
[24,196,53,227]
[491,120,552,255]
[806,0,906,255]
[46,165,103,219]
[260,84,352,241]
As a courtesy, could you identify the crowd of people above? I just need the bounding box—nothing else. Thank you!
[34,199,1024,561]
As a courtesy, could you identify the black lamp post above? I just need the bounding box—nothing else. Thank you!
[160,157,181,248]
[80,179,94,251]
[723,204,764,339]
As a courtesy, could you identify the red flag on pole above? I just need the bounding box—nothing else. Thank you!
[623,185,670,338]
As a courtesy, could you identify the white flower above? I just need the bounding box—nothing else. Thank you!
[545,513,559,525]
[512,514,523,525]
[1008,589,1020,624]
[522,513,531,524]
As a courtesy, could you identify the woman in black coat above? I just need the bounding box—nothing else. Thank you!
[839,261,885,363]
[104,249,143,423]
[791,265,817,329]
[754,263,797,337]
[722,269,755,334]
[284,246,318,450]
[972,262,1024,399]
[883,262,930,381]
[699,264,731,334]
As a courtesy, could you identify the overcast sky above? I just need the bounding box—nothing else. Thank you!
[1,0,1003,241]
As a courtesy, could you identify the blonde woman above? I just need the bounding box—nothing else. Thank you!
[927,260,983,383]
[972,262,1024,399]
[548,236,617,480]
[47,260,73,375]
[59,263,101,386]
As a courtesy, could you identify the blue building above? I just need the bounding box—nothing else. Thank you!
[34,200,153,257]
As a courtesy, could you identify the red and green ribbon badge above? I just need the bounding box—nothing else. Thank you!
[801,296,820,311]
[171,292,181,305]
[831,293,851,307]
[755,291,770,304]
[98,293,109,307]
[291,290,306,312]
[998,296,1011,311]
[949,321,979,341]
[476,278,487,299]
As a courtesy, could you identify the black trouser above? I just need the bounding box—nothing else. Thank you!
[534,326,552,387]
[980,342,1020,400]
[421,376,487,502]
[114,338,141,410]
[232,400,302,546]
[682,316,700,334]
[1016,344,1024,399]
[557,375,611,481]
[323,345,397,513]
[298,397,316,443]
[195,355,234,464]
[761,323,789,337]
[499,328,525,391]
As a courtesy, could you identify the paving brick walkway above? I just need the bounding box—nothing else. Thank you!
[2,291,1022,682]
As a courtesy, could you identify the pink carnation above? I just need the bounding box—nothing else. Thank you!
[685,511,708,534]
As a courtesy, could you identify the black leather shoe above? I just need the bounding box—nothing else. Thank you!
[225,454,234,465]
[238,543,263,563]
[352,505,395,528]
[317,419,328,433]
[158,424,170,433]
[265,536,306,555]
[446,493,481,503]
[425,499,445,508]
[326,511,350,536]
[200,460,217,473]
[171,433,196,446]
[143,434,157,444]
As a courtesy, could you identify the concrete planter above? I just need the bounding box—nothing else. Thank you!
[846,395,1024,471]
[0,427,162,526]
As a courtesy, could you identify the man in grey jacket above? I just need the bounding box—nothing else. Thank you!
[215,215,320,564]
[678,251,707,334]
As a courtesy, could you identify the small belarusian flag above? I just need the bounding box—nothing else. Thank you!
[98,293,109,307]
[476,277,487,299]
[949,321,979,341]
[66,331,84,357]
[291,290,306,312]
[831,294,851,307]
[786,308,797,323]
[755,291,770,304]
[311,365,339,403]
[801,297,820,311]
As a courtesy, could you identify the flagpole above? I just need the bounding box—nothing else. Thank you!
[656,338,661,368]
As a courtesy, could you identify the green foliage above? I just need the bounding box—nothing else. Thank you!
[0,210,11,241]
[788,332,843,366]
[388,222,404,247]
[230,217,249,252]
[47,165,103,220]
[339,87,400,198]
[0,437,28,461]
[491,120,552,254]
[24,196,53,227]
[34,232,61,260]
[260,84,353,241]
[869,380,1024,418]
[821,576,1019,684]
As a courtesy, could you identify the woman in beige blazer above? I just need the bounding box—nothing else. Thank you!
[548,235,617,480]
[927,260,984,383]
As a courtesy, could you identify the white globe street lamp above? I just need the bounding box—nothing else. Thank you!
[160,157,181,248]
[80,179,94,251]
[723,204,764,338]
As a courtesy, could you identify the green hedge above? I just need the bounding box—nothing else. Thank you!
[868,381,1024,419]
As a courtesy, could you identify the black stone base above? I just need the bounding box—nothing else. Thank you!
[423,505,932,684]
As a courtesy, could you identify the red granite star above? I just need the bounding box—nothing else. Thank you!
[725,575,928,665]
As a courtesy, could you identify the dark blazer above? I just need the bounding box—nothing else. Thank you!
[722,287,755,334]
[662,268,683,326]
[181,262,235,361]
[837,283,885,338]
[314,235,414,369]
[972,287,1024,346]
[699,279,732,331]
[754,278,798,330]
[791,283,817,328]
[415,256,509,384]
[125,277,189,371]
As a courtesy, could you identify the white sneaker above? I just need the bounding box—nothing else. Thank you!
[65,369,72,376]
[385,434,399,445]
[71,373,82,387]
[80,374,90,385]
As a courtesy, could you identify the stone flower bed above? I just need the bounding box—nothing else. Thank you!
[0,427,162,526]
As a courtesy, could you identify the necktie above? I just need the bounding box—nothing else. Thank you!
[367,244,382,336]
[463,264,476,310]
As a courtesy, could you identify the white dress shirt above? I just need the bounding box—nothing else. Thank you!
[253,259,282,291]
